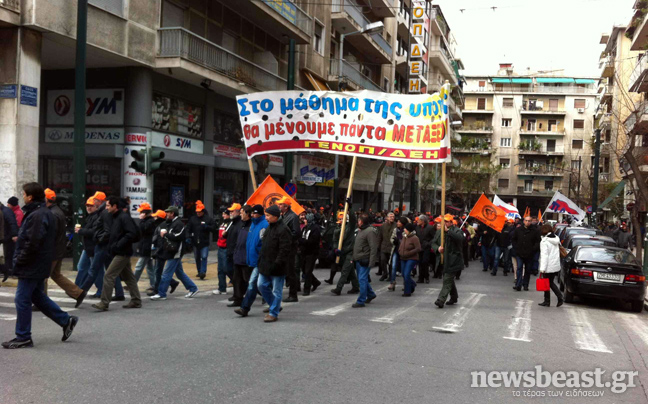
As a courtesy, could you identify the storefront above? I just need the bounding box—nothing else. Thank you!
[153,162,204,217]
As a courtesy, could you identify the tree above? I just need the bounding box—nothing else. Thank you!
[449,155,502,209]
[365,160,386,211]
[252,155,269,186]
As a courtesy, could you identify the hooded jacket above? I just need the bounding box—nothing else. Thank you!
[78,210,100,256]
[233,218,251,266]
[246,215,268,268]
[539,233,561,274]
[299,222,321,256]
[258,219,292,276]
[48,203,67,261]
[398,231,422,261]
[12,201,57,279]
[187,212,214,248]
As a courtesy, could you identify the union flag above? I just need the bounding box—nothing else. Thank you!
[246,175,305,215]
[468,194,507,232]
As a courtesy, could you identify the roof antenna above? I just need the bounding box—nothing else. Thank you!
[491,6,497,11]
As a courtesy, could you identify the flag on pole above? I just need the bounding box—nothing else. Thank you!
[537,209,542,223]
[544,191,586,221]
[246,175,305,215]
[468,194,507,232]
[523,207,530,217]
[493,195,521,220]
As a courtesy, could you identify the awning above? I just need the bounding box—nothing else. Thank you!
[599,180,625,209]
[304,71,330,91]
[512,78,532,83]
[575,79,596,84]
[492,78,511,83]
[536,78,575,84]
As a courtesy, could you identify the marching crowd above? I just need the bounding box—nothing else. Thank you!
[0,181,639,349]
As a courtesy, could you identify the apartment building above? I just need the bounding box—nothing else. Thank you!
[462,64,598,215]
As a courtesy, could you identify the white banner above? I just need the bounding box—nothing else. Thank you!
[45,127,124,144]
[493,195,521,219]
[544,191,586,221]
[151,131,204,154]
[47,89,124,125]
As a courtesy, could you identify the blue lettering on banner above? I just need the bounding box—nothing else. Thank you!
[20,85,38,107]
[300,166,309,176]
[0,84,17,99]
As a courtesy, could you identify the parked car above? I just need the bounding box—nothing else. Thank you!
[564,235,616,251]
[560,246,645,312]
[559,227,602,245]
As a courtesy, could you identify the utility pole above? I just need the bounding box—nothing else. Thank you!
[577,156,582,205]
[284,38,295,185]
[591,129,601,225]
[72,0,88,269]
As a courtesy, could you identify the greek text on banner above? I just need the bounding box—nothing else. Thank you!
[236,89,452,163]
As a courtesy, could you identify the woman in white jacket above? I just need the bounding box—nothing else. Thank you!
[538,224,563,307]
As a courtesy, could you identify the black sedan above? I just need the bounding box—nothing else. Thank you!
[559,227,602,245]
[560,246,645,312]
[564,235,616,251]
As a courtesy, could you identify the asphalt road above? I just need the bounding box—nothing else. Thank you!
[1,260,648,404]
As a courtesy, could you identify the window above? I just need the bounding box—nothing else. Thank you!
[162,0,184,27]
[573,119,585,129]
[526,159,534,169]
[498,178,509,188]
[500,158,510,168]
[572,140,583,149]
[501,118,512,127]
[477,98,486,110]
[547,139,556,152]
[503,98,514,108]
[574,99,586,109]
[548,119,557,131]
[571,160,582,170]
[495,83,503,92]
[313,21,324,55]
[500,137,511,147]
[524,180,533,192]
[545,180,554,191]
[90,0,124,17]
[526,119,536,131]
[604,129,611,142]
[549,99,559,111]
[383,78,390,93]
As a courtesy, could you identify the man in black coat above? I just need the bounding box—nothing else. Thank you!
[223,203,243,296]
[299,213,321,295]
[257,205,292,322]
[277,196,301,303]
[478,222,497,273]
[376,212,397,281]
[133,203,156,292]
[74,197,102,295]
[511,216,541,291]
[187,201,214,280]
[0,201,18,278]
[2,182,78,349]
[92,197,142,311]
[416,215,435,283]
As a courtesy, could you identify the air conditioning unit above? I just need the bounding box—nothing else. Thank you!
[577,108,585,114]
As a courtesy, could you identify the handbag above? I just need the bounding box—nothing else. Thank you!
[536,276,550,292]
[559,246,568,258]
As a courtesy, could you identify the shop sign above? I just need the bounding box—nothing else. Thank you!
[152,131,204,154]
[45,127,124,144]
[299,172,322,186]
[125,132,148,145]
[47,89,124,125]
[213,144,245,160]
[123,146,151,218]
[152,93,202,139]
[269,154,284,167]
[296,155,335,187]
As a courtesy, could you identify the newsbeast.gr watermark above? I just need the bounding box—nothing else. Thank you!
[471,366,638,397]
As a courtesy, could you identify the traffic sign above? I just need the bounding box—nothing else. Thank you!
[284,183,296,196]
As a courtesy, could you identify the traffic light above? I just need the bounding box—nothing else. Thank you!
[129,149,147,174]
[148,149,165,174]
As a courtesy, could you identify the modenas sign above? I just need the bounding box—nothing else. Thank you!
[47,89,124,125]
[45,127,124,144]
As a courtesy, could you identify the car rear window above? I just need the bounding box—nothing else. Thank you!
[571,239,605,247]
[576,248,640,265]
[567,229,598,237]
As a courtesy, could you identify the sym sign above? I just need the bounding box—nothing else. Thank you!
[47,89,125,125]
[151,131,204,154]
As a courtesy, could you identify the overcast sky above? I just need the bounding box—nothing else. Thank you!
[433,0,636,77]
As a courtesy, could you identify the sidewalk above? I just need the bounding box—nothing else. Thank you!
[1,254,225,291]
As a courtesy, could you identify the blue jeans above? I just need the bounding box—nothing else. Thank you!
[532,252,540,274]
[355,262,376,305]
[257,273,285,317]
[15,278,70,340]
[81,245,123,297]
[134,256,155,288]
[493,246,511,275]
[217,248,228,292]
[240,267,260,311]
[75,250,102,294]
[157,258,198,298]
[194,246,209,275]
[481,245,495,270]
[401,259,417,294]
[515,256,534,288]
[390,251,401,282]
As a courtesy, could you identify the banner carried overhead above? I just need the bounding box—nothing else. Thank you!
[235,88,452,163]
[544,191,586,221]
[469,194,507,232]
[493,195,521,220]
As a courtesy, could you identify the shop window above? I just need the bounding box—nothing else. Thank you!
[152,93,203,139]
[154,164,204,218]
[213,169,248,211]
[214,110,243,146]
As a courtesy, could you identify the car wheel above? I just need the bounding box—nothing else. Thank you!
[564,289,574,304]
[631,301,644,313]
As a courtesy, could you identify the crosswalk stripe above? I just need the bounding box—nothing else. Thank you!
[0,313,16,321]
[370,288,438,324]
[0,301,77,313]
[504,299,533,342]
[0,292,98,306]
[617,313,648,348]
[432,292,485,333]
[566,307,612,353]
[311,285,391,316]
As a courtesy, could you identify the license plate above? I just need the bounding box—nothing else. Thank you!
[594,272,623,283]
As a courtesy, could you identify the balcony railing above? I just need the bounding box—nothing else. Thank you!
[521,104,566,114]
[517,167,564,176]
[261,0,313,36]
[518,145,565,154]
[0,0,19,12]
[629,53,648,93]
[332,0,392,56]
[520,128,566,136]
[329,59,382,91]
[458,124,493,132]
[465,85,595,94]
[158,28,303,92]
[517,187,558,196]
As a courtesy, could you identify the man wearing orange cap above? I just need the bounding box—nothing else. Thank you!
[44,188,87,306]
[187,200,214,280]
[150,210,180,296]
[223,203,242,298]
[74,197,103,298]
[276,196,301,303]
[133,203,156,292]
[432,214,464,308]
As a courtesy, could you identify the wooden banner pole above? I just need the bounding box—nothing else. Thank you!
[336,156,358,264]
[248,158,258,191]
[440,162,447,264]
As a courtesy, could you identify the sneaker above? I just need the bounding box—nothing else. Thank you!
[111,296,126,302]
[62,316,79,341]
[212,290,225,295]
[185,290,199,298]
[2,338,34,349]
[150,294,167,301]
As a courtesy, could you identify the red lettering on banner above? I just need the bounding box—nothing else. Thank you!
[392,125,405,142]
[405,125,414,143]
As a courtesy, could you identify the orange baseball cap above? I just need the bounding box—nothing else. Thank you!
[276,196,292,205]
[443,214,454,222]
[195,200,205,212]
[137,202,152,212]
[86,197,95,206]
[45,188,56,201]
[227,203,242,211]
[434,216,442,223]
[152,209,166,219]
[93,192,106,201]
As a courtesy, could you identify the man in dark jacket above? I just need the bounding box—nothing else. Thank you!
[432,214,464,308]
[351,213,378,308]
[92,197,142,311]
[133,203,156,292]
[277,196,301,303]
[150,210,179,297]
[2,182,78,349]
[416,215,435,283]
[257,204,292,322]
[75,196,102,295]
[376,212,396,281]
[300,213,322,296]
[187,200,214,280]
[0,201,18,276]
[230,205,252,307]
[45,189,85,305]
[478,222,497,272]
[223,203,243,298]
[331,211,359,295]
[235,205,268,317]
[617,222,635,250]
[493,219,514,276]
[511,216,541,291]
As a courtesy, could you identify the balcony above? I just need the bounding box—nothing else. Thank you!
[329,59,382,91]
[365,0,396,18]
[630,9,648,51]
[600,57,614,78]
[629,53,648,93]
[430,7,451,40]
[517,167,564,177]
[428,46,456,80]
[232,0,312,44]
[157,28,303,93]
[590,172,610,183]
[463,107,494,114]
[465,85,595,95]
[454,147,492,155]
[0,0,19,25]
[519,128,565,136]
[518,144,565,156]
[625,100,648,135]
[517,187,559,196]
[0,0,18,12]
[332,0,393,64]
[457,124,493,134]
[396,9,412,42]
[520,105,566,115]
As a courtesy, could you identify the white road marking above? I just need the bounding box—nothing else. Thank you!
[617,313,648,348]
[566,307,612,353]
[0,313,16,320]
[0,292,97,306]
[504,299,533,342]
[371,288,438,324]
[311,285,390,316]
[432,293,485,333]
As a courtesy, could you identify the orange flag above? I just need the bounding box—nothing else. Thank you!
[538,209,543,223]
[468,194,507,232]
[523,207,530,217]
[246,175,305,215]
